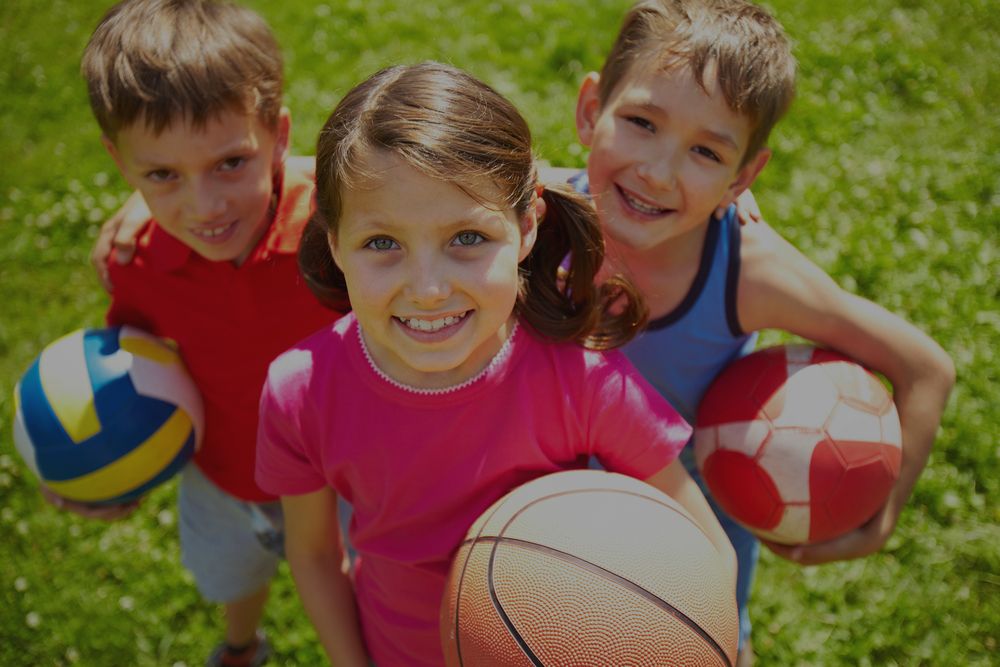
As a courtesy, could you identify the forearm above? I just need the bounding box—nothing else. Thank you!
[645,461,737,580]
[883,347,955,522]
[287,547,370,666]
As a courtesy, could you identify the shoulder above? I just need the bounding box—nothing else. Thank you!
[266,316,352,395]
[736,220,851,333]
[538,166,581,186]
[269,156,317,240]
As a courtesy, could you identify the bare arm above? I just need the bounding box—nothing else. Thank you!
[738,224,955,564]
[644,460,737,583]
[282,487,370,666]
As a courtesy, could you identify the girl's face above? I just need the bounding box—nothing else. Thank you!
[330,150,539,389]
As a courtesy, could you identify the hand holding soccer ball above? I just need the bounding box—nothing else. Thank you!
[695,345,901,553]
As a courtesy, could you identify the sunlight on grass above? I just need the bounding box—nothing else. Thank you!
[1,0,996,664]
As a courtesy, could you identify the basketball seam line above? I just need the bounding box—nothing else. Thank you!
[480,486,732,667]
[484,536,732,667]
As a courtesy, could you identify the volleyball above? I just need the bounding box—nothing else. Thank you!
[12,325,203,505]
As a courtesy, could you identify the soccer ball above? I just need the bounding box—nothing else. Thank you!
[694,344,901,545]
[13,326,203,505]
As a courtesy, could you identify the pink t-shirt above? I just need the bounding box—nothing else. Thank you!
[256,313,691,667]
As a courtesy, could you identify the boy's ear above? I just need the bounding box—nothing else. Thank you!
[517,192,543,262]
[720,148,771,208]
[575,72,603,147]
[272,107,292,168]
[101,135,132,184]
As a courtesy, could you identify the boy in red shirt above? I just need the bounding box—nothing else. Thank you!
[47,2,341,664]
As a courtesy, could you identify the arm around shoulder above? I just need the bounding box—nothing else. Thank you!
[737,223,955,564]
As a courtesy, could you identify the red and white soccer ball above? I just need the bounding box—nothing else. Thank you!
[694,345,902,545]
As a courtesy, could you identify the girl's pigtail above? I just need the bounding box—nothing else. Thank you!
[519,183,647,350]
[298,212,351,313]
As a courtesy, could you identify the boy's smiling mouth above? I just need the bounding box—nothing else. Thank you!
[617,185,675,217]
[191,220,238,240]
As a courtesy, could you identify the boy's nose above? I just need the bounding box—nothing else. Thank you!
[185,179,227,221]
[637,151,679,191]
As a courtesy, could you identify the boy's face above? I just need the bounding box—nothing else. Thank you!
[104,107,290,265]
[576,63,768,254]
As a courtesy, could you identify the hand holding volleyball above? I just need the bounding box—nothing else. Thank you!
[13,326,203,507]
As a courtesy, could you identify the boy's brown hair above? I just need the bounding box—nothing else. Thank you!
[82,0,283,139]
[599,0,796,164]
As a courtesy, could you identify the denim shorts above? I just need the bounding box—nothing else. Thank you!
[177,465,285,603]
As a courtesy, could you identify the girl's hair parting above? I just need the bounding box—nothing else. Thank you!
[299,61,646,350]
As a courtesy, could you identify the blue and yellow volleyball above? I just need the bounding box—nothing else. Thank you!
[12,326,203,505]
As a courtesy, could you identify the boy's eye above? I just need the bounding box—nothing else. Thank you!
[693,146,722,162]
[626,116,655,132]
[145,169,175,183]
[452,231,485,247]
[220,157,246,172]
[365,237,399,251]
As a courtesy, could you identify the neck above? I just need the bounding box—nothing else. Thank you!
[602,222,711,318]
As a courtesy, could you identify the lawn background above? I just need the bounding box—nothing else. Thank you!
[1,0,997,665]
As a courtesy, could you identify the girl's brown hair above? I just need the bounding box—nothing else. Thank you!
[300,62,646,350]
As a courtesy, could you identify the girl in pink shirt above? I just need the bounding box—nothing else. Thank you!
[255,62,736,667]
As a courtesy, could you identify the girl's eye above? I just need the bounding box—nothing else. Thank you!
[220,157,246,172]
[626,116,655,132]
[452,231,485,247]
[365,237,399,251]
[693,146,722,162]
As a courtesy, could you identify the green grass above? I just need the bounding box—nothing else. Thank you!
[1,0,997,664]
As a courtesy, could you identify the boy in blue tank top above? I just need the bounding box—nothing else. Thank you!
[551,1,955,664]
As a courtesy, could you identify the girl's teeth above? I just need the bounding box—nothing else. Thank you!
[401,314,464,332]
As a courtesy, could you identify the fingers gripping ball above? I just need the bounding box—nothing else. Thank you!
[695,344,902,545]
[441,470,738,667]
[12,326,203,505]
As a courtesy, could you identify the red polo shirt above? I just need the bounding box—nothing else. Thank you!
[107,159,341,501]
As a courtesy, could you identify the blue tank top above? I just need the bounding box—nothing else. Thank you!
[569,170,757,424]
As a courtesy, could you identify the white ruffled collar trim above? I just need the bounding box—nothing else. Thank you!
[356,320,519,396]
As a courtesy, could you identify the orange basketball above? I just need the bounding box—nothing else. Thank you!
[440,470,738,667]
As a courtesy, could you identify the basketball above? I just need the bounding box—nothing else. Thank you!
[12,325,203,505]
[695,344,902,545]
[440,469,738,667]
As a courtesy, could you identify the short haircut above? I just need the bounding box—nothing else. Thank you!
[599,0,796,163]
[82,0,283,138]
